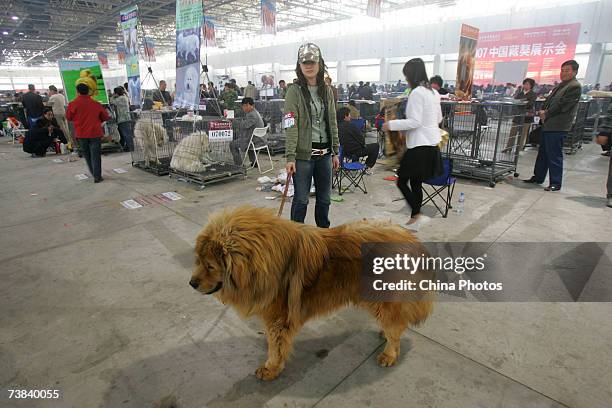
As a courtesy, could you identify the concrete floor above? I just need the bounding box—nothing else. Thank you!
[1,137,611,408]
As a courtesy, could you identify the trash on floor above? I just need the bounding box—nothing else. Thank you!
[121,199,143,209]
[75,174,89,180]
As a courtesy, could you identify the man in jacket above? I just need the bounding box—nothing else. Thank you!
[22,84,45,128]
[337,107,378,174]
[244,81,257,99]
[66,83,110,183]
[524,60,582,191]
[230,97,265,167]
[596,102,612,208]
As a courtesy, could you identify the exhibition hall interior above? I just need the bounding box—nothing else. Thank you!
[1,0,612,407]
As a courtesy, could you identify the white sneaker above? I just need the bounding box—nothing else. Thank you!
[364,168,374,175]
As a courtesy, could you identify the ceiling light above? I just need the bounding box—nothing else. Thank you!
[2,31,8,35]
[18,32,24,35]
[11,16,19,21]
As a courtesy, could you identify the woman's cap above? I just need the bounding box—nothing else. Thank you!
[298,43,321,64]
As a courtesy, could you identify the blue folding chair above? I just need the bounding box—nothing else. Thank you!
[333,145,367,195]
[350,118,366,133]
[422,158,456,218]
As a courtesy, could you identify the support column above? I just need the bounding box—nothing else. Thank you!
[336,60,348,85]
[379,58,388,84]
[584,43,604,85]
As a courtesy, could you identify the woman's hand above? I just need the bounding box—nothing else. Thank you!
[286,162,296,174]
[332,155,340,170]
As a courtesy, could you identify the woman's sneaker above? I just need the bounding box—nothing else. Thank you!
[364,168,374,175]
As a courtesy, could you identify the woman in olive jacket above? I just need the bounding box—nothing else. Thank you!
[284,43,340,228]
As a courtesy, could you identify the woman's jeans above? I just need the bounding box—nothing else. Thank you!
[291,154,332,228]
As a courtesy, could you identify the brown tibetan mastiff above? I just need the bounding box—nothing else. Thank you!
[189,206,434,381]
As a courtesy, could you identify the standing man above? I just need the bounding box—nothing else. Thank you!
[596,102,612,207]
[221,83,238,111]
[278,80,287,99]
[325,77,338,103]
[229,97,264,167]
[22,84,45,128]
[66,83,110,183]
[47,85,75,150]
[244,81,257,99]
[152,80,173,106]
[523,60,582,191]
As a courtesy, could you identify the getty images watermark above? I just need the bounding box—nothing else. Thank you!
[360,242,612,302]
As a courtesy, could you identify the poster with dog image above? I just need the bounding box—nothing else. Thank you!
[120,5,141,106]
[58,60,109,104]
[175,0,202,109]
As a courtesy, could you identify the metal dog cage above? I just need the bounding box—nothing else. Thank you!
[255,99,286,155]
[169,116,246,186]
[101,106,124,153]
[442,101,527,187]
[131,110,176,175]
[564,100,590,154]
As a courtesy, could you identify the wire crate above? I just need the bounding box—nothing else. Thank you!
[255,99,284,133]
[442,101,527,187]
[101,106,123,153]
[169,117,246,186]
[564,100,590,154]
[131,111,175,176]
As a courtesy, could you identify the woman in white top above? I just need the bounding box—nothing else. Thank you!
[383,58,443,227]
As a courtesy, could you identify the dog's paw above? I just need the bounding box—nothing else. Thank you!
[377,352,397,367]
[255,366,280,381]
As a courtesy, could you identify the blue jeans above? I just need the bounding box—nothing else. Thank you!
[291,154,332,228]
[533,131,565,188]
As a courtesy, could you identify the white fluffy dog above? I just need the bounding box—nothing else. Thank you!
[182,65,199,106]
[177,32,199,61]
[134,121,168,166]
[170,131,214,173]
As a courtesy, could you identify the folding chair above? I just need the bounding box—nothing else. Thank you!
[243,125,274,174]
[333,145,367,195]
[350,118,366,133]
[421,158,456,218]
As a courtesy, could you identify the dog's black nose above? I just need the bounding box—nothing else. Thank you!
[189,279,200,289]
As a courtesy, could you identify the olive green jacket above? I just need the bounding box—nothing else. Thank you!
[284,84,339,162]
[542,78,582,132]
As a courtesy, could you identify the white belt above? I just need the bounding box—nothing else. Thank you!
[311,148,329,156]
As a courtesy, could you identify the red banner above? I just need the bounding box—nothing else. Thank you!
[474,23,581,86]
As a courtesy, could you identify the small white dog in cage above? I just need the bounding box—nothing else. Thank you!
[134,121,168,166]
[170,131,214,173]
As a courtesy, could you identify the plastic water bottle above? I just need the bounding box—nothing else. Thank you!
[455,192,465,213]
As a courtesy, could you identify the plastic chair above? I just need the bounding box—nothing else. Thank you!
[422,158,456,218]
[333,145,367,195]
[243,125,274,174]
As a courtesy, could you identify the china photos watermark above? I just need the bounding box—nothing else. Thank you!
[360,242,612,302]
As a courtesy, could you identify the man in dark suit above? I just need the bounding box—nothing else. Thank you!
[21,84,45,128]
[524,60,582,191]
[337,107,378,174]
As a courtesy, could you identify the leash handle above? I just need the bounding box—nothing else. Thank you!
[277,171,292,217]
